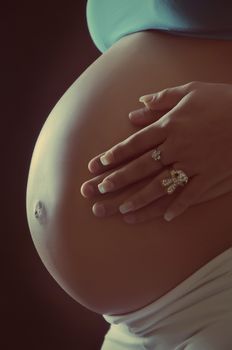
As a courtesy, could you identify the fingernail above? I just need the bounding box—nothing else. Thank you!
[100,152,113,166]
[164,211,175,222]
[88,161,100,173]
[98,179,114,194]
[92,203,106,217]
[80,184,94,197]
[128,110,142,120]
[119,201,134,214]
[139,95,154,103]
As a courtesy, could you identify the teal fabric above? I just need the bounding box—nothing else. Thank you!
[86,0,232,53]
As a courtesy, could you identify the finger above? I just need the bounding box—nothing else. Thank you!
[80,167,118,198]
[90,82,193,171]
[88,151,109,173]
[163,174,204,221]
[96,146,166,195]
[82,153,152,198]
[128,106,168,126]
[91,177,152,218]
[91,174,179,220]
[88,82,195,175]
[92,198,120,218]
[88,118,168,174]
[88,145,148,175]
[122,190,179,224]
[139,81,195,110]
[117,168,177,215]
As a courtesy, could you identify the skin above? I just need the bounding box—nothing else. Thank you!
[80,81,232,224]
[26,30,232,316]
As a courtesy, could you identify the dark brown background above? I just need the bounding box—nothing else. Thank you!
[3,1,109,349]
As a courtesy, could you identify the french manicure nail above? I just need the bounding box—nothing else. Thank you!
[164,211,175,221]
[98,180,114,193]
[119,201,134,214]
[129,110,142,119]
[139,95,154,103]
[100,152,113,166]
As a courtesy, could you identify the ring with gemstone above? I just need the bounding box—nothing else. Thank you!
[161,169,189,195]
[151,148,162,161]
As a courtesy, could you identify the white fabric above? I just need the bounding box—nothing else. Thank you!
[101,247,232,349]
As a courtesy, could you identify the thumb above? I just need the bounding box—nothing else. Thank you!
[139,82,193,110]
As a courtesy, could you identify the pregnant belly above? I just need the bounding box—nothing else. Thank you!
[26,30,232,315]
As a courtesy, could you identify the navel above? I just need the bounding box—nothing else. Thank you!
[34,200,47,225]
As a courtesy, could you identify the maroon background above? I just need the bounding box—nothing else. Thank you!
[3,1,109,349]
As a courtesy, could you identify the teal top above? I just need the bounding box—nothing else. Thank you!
[86,0,232,53]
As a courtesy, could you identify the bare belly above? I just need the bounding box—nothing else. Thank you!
[26,30,232,316]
